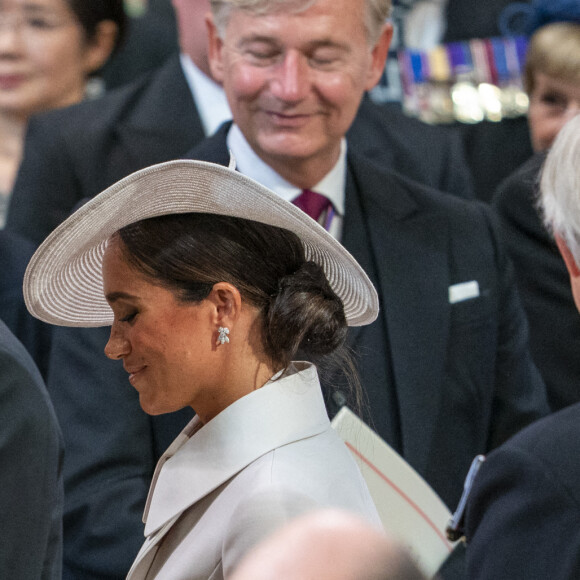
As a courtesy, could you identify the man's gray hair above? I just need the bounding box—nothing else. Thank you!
[209,0,392,45]
[540,114,580,265]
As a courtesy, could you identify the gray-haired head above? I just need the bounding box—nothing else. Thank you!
[539,114,580,265]
[209,0,392,46]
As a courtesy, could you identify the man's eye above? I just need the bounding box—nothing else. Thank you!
[310,56,336,67]
[308,49,342,69]
[246,50,278,62]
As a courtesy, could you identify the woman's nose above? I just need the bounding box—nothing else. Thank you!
[0,15,24,55]
[104,327,130,360]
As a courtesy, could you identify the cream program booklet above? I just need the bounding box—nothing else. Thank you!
[331,407,457,578]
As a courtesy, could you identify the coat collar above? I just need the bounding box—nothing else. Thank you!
[142,362,330,536]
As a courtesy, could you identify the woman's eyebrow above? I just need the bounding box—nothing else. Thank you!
[105,291,138,304]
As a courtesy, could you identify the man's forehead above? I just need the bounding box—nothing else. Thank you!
[225,0,363,23]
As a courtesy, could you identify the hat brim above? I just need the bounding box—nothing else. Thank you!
[24,159,379,327]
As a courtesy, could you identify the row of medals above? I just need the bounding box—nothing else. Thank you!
[398,37,530,125]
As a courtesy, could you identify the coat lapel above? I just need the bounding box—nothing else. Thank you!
[142,365,329,536]
[345,153,450,474]
[126,515,181,580]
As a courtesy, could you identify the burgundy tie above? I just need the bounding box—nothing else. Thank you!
[292,189,332,223]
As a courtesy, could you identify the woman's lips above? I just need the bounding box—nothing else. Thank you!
[126,366,146,385]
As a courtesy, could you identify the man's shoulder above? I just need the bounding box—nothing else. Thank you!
[28,56,183,136]
[349,149,488,222]
[29,77,148,132]
[0,231,35,295]
[349,98,473,198]
[351,98,461,146]
[0,319,45,392]
[474,403,580,509]
[492,152,546,211]
[502,403,580,457]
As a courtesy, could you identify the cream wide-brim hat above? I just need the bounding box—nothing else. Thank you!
[24,159,379,327]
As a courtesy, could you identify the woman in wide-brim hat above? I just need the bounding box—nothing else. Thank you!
[24,159,381,579]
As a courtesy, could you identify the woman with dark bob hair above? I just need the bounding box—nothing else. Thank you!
[24,159,382,579]
[0,0,126,225]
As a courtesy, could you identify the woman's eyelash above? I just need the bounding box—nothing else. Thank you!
[120,312,137,323]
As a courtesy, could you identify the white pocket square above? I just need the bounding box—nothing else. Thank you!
[449,281,480,304]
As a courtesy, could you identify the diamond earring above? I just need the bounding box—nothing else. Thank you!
[216,326,230,345]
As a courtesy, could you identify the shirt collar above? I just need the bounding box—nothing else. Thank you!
[226,123,346,216]
[180,53,231,136]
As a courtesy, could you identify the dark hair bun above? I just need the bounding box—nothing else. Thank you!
[265,261,347,366]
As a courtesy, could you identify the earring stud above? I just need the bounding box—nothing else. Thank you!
[217,326,230,345]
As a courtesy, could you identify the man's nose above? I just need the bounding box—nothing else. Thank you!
[270,51,310,102]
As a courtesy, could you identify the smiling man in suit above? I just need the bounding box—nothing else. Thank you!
[185,0,549,520]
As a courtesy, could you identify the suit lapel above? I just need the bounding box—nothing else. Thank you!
[186,122,232,165]
[344,153,450,474]
[341,168,374,350]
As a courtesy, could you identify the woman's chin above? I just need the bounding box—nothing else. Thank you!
[139,396,165,416]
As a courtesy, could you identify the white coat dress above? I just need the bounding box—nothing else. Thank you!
[127,362,381,579]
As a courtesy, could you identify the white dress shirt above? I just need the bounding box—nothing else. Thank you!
[180,54,231,136]
[226,124,347,240]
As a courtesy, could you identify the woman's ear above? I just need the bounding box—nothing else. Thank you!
[207,282,243,327]
[82,20,119,76]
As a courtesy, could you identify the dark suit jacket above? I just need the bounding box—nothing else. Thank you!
[0,319,63,579]
[187,126,549,511]
[492,153,580,411]
[465,402,580,579]
[6,59,474,247]
[0,230,52,378]
[457,116,534,203]
[100,0,179,90]
[347,100,475,200]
